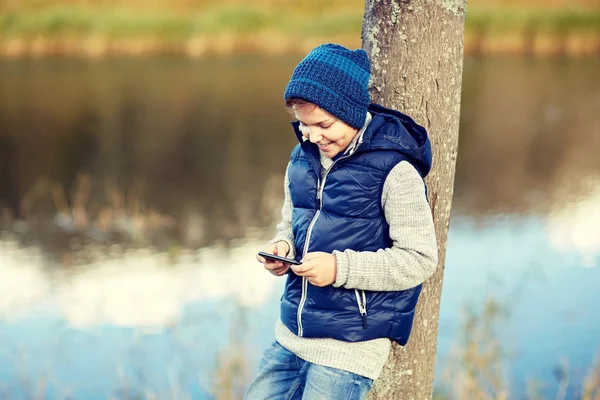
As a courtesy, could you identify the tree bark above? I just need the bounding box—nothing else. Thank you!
[362,1,465,399]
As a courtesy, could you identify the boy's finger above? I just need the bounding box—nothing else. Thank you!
[291,264,313,275]
[299,270,316,278]
[271,267,289,276]
[298,258,316,269]
[269,260,288,269]
[273,264,288,272]
[276,242,287,256]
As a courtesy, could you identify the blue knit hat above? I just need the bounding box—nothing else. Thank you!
[284,43,371,129]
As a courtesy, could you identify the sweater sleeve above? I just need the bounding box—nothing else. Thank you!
[332,161,438,291]
[267,164,296,259]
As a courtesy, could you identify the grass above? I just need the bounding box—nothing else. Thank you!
[1,5,599,40]
[0,4,599,56]
[466,7,600,36]
[434,297,600,399]
[0,6,277,39]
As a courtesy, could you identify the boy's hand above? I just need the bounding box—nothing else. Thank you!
[257,241,291,276]
[292,252,337,287]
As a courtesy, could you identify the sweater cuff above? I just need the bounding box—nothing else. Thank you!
[267,237,296,259]
[332,250,349,287]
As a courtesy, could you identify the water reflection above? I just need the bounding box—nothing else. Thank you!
[0,56,297,258]
[547,178,600,267]
[1,57,599,257]
[456,58,600,219]
[0,239,280,399]
[0,240,282,326]
[0,56,599,398]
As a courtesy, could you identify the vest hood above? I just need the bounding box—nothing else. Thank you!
[361,104,432,178]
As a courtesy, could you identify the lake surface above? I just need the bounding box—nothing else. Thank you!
[1,55,599,399]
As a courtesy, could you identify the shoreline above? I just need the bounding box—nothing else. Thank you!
[1,6,599,59]
[1,33,599,59]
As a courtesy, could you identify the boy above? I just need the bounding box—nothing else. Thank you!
[245,43,438,400]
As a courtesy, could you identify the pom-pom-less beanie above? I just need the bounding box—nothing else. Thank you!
[284,44,371,129]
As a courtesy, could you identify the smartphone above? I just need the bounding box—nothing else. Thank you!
[258,251,302,265]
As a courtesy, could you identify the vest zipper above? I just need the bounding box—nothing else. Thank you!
[297,211,318,336]
[354,289,368,328]
[296,151,355,337]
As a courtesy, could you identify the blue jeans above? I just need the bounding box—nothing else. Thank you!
[243,342,374,400]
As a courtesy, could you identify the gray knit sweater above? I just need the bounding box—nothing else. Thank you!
[267,114,438,380]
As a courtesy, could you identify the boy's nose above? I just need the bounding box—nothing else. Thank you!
[309,130,322,143]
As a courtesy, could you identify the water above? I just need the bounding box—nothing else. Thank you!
[1,55,599,399]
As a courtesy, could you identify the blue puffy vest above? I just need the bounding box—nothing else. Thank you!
[280,104,432,345]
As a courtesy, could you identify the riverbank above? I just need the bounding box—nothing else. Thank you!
[1,6,599,58]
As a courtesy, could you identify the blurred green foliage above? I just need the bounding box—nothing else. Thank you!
[466,7,600,36]
[0,5,366,39]
[1,5,599,40]
[1,0,599,58]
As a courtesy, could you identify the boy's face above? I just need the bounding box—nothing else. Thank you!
[293,103,359,159]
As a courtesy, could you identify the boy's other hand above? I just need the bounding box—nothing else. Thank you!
[292,252,337,287]
[257,241,291,276]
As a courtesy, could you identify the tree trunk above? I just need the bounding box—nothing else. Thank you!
[362,1,465,399]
